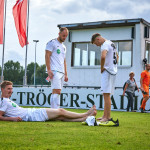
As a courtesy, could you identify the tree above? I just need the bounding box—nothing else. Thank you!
[4,60,24,85]
[27,62,39,85]
[35,64,49,85]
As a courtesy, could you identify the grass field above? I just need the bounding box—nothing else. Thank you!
[0,109,150,150]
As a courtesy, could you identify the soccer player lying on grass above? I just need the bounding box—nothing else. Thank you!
[0,81,96,122]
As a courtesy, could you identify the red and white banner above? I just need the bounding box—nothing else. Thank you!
[0,0,4,44]
[13,0,28,47]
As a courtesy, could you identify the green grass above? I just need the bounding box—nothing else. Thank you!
[0,109,150,150]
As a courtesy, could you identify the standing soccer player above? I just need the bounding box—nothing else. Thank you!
[45,27,69,109]
[140,64,150,113]
[91,33,119,122]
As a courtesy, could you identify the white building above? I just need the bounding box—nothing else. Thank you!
[58,18,150,88]
[2,18,150,111]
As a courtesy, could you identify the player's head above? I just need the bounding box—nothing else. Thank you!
[91,33,104,46]
[0,81,13,98]
[58,27,69,43]
[145,64,150,71]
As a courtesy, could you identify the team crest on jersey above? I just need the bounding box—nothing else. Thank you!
[12,103,16,107]
[57,49,60,54]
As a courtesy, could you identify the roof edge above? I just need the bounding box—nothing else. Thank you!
[58,18,150,30]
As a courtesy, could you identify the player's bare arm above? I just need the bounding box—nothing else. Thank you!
[101,50,107,73]
[64,59,68,82]
[45,50,54,79]
[116,52,119,63]
[140,77,144,91]
[0,111,22,122]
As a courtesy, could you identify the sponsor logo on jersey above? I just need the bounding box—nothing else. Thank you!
[57,49,60,54]
[12,103,16,107]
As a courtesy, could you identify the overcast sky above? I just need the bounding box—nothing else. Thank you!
[0,0,150,68]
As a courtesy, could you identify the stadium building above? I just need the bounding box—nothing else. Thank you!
[58,18,150,87]
[2,18,150,111]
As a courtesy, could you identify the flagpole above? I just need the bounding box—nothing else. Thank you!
[24,0,29,86]
[1,0,7,83]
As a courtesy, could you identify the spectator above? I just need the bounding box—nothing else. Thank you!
[123,71,139,112]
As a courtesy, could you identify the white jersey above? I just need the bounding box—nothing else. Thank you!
[0,98,28,120]
[101,40,118,75]
[45,38,66,73]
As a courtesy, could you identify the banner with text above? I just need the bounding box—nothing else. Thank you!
[8,87,150,111]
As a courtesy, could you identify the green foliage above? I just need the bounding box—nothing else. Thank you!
[35,64,49,85]
[0,109,150,150]
[27,62,39,85]
[3,60,24,85]
[0,60,49,85]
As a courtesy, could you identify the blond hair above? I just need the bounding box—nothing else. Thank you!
[0,81,13,89]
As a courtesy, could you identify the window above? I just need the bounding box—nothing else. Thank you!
[72,42,100,66]
[72,41,132,67]
[145,41,150,63]
[114,41,132,66]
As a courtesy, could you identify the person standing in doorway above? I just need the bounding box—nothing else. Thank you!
[45,27,69,108]
[91,33,119,122]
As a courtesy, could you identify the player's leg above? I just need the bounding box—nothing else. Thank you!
[140,85,149,112]
[45,106,96,121]
[97,71,115,122]
[97,71,109,121]
[141,96,148,109]
[101,93,111,122]
[56,116,88,122]
[50,73,63,109]
[52,89,61,108]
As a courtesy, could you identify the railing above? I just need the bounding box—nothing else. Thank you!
[12,85,125,89]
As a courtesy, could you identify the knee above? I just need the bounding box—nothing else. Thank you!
[58,108,65,115]
[145,96,149,101]
[53,89,61,95]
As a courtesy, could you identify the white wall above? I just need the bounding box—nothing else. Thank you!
[64,24,147,87]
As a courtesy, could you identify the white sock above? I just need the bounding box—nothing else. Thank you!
[51,94,60,109]
[50,94,54,108]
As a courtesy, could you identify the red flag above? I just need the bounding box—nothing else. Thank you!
[0,0,4,44]
[13,0,28,47]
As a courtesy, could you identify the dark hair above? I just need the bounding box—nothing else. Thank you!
[59,27,68,33]
[0,81,13,89]
[145,64,150,67]
[91,33,101,44]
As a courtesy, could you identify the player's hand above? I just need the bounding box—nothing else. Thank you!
[140,87,144,92]
[48,70,54,79]
[101,68,105,73]
[13,117,22,122]
[64,75,68,82]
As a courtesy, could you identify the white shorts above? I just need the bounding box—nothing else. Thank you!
[51,72,64,89]
[24,108,49,122]
[101,70,116,94]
